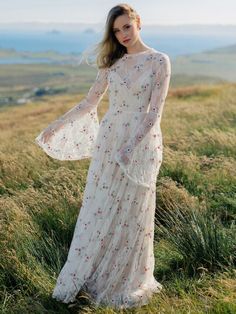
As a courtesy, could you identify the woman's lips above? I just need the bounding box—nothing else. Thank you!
[123,39,130,43]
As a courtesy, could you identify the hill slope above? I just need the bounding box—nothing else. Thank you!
[0,82,236,312]
[173,43,236,82]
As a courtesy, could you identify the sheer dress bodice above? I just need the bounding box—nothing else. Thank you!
[35,48,171,187]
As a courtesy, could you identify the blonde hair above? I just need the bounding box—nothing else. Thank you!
[93,3,140,68]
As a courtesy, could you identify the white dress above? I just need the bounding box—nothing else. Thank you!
[35,47,171,309]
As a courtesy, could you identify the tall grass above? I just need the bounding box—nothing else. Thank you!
[155,206,236,275]
[0,82,236,312]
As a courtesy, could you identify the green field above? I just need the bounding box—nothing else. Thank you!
[0,73,235,313]
[0,62,96,108]
[173,43,236,82]
[1,43,236,109]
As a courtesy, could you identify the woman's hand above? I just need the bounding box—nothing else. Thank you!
[116,144,133,165]
[41,121,63,144]
[119,150,130,165]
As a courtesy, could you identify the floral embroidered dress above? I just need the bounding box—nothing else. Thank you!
[35,47,171,309]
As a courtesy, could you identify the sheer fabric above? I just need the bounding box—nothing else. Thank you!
[35,48,171,187]
[35,48,171,309]
[35,68,109,160]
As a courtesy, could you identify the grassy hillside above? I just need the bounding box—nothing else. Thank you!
[0,82,236,313]
[0,62,227,109]
[0,62,97,108]
[173,43,236,82]
[1,42,236,108]
[0,47,82,63]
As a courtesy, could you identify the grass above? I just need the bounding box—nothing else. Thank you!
[0,80,235,313]
[172,48,236,81]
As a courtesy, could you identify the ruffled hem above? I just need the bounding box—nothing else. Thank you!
[90,282,163,310]
[34,107,99,161]
[34,136,92,161]
[52,280,163,309]
[113,134,163,189]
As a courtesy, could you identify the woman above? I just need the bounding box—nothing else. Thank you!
[35,3,171,310]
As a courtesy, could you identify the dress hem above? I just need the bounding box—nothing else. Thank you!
[34,137,92,161]
[52,281,163,310]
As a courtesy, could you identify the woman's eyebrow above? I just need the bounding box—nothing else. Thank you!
[113,23,130,30]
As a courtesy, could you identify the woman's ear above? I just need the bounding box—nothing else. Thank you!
[136,15,141,30]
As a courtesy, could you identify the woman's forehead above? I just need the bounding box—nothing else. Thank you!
[113,14,131,29]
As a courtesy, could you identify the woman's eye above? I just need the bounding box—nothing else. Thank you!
[113,25,130,34]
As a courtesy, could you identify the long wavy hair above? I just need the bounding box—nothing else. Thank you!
[82,3,140,69]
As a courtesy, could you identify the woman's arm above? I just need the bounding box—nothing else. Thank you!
[35,67,109,160]
[48,67,108,128]
[115,53,171,165]
[57,67,109,123]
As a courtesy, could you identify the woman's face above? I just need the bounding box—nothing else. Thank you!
[112,14,140,48]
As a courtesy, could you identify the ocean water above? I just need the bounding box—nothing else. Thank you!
[0,30,235,64]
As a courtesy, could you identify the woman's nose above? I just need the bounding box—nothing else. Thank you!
[121,30,129,37]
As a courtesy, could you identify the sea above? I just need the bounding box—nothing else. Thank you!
[0,29,235,64]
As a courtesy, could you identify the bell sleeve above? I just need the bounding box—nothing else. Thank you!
[114,53,171,187]
[35,67,109,160]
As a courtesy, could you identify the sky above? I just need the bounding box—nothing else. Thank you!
[0,0,236,25]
